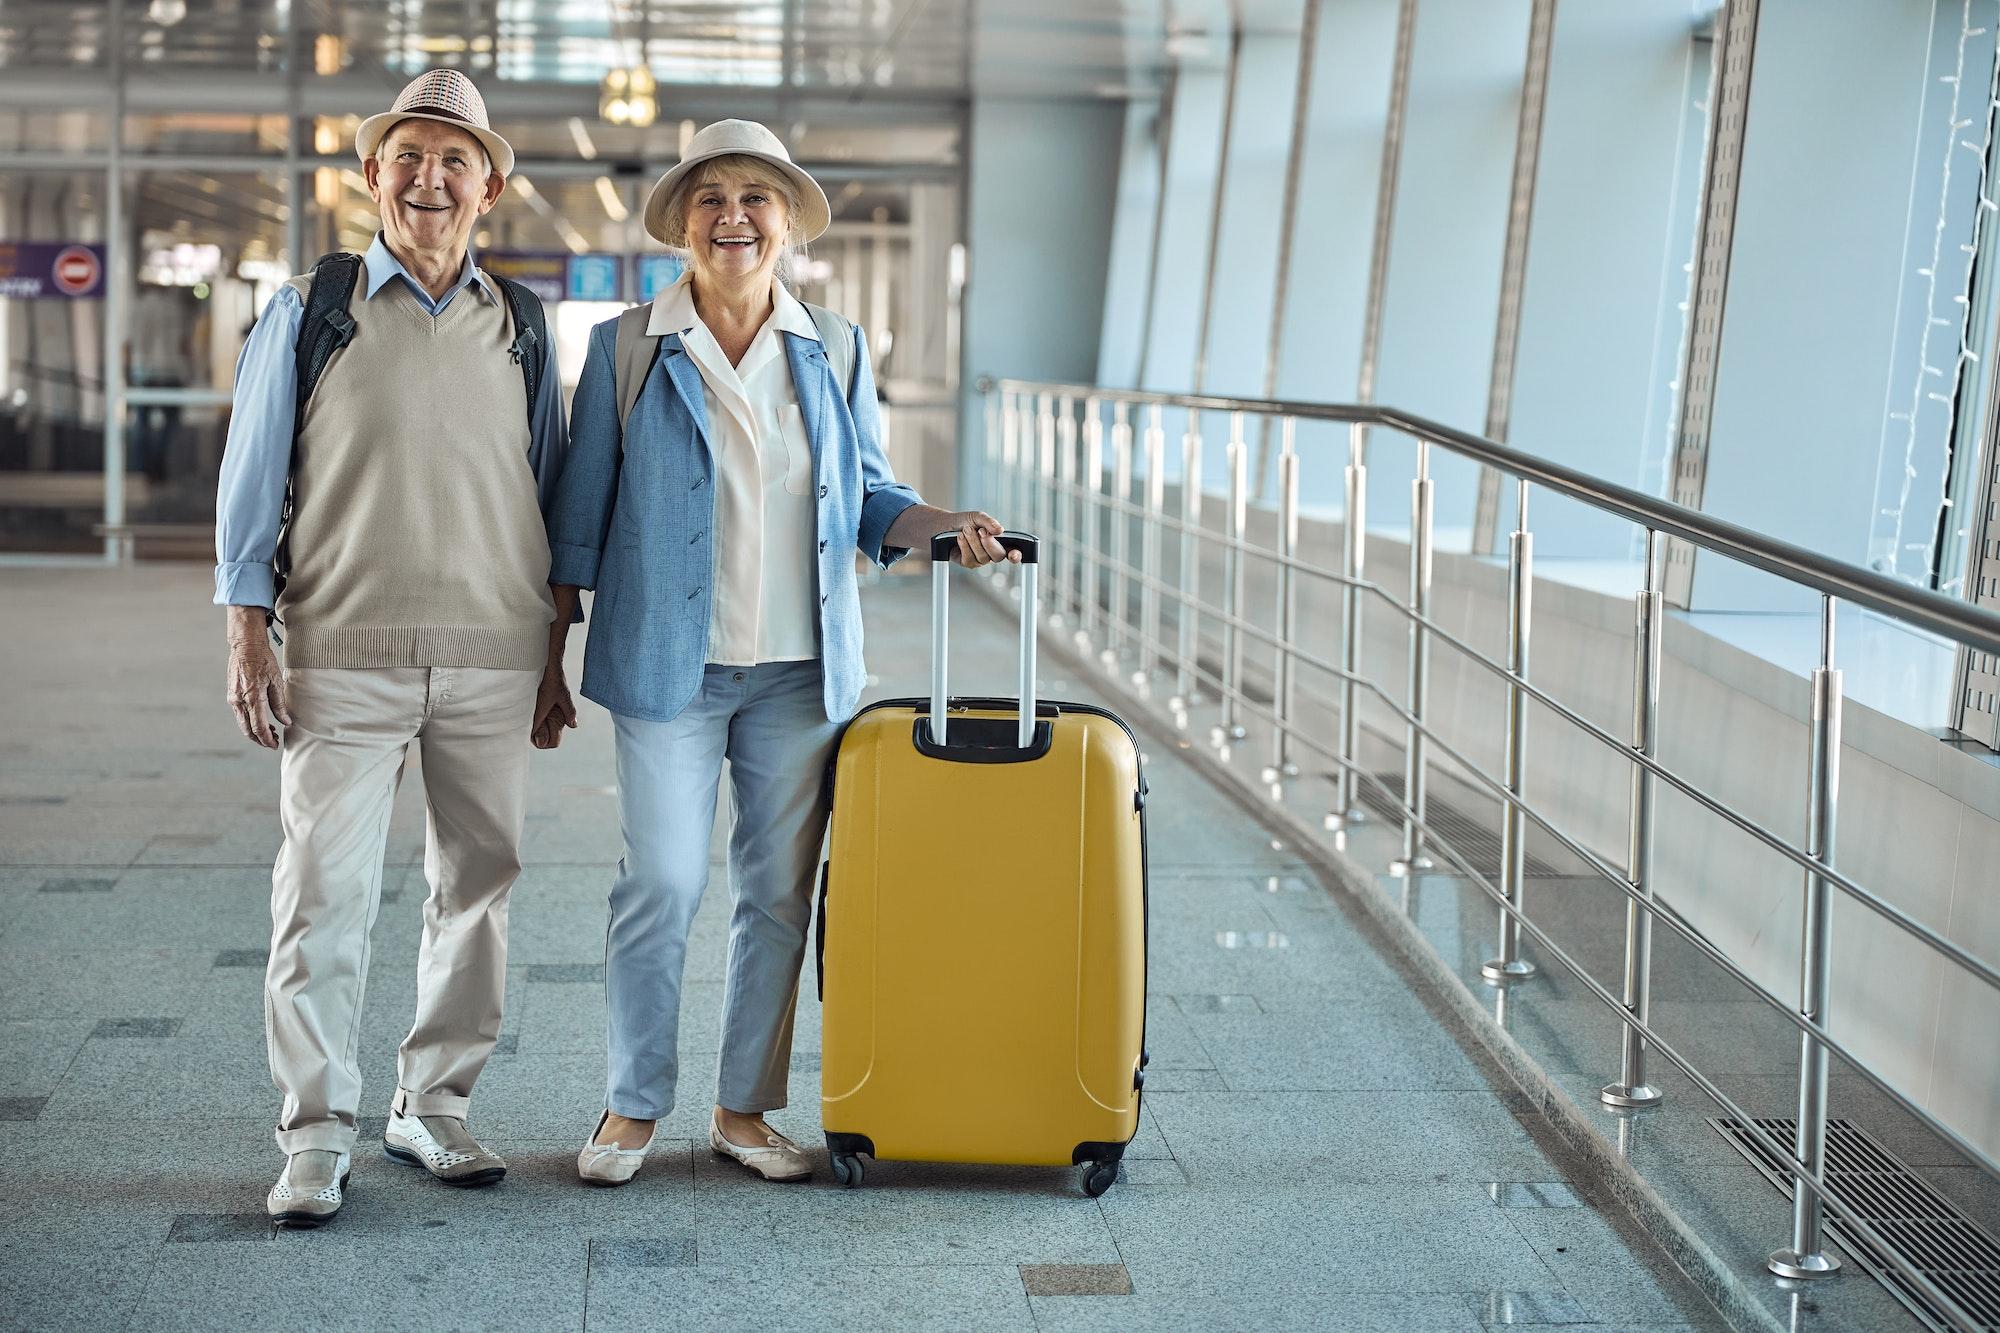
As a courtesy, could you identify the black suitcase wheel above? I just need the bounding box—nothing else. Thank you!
[830,1153,865,1189]
[1082,1161,1118,1197]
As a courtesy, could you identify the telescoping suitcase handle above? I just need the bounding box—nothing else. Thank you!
[928,530,1039,750]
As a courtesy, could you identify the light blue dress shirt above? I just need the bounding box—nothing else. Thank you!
[211,233,567,610]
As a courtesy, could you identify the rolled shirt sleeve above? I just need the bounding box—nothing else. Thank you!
[526,333,569,518]
[847,326,921,568]
[212,285,304,610]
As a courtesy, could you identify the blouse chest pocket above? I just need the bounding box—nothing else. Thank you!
[776,405,815,496]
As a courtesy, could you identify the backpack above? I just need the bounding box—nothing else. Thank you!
[271,251,548,601]
[611,298,856,431]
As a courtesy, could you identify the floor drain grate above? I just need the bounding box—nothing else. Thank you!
[1710,1116,2000,1331]
[1354,772,1571,880]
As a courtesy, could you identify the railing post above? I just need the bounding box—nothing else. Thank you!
[1054,393,1077,626]
[1110,401,1134,661]
[983,385,1001,514]
[1391,441,1435,876]
[1330,422,1369,829]
[1217,412,1249,753]
[1081,397,1105,651]
[1604,530,1666,1109]
[1034,393,1056,610]
[1141,404,1166,690]
[1770,595,1844,1280]
[1263,417,1300,794]
[1001,391,1022,538]
[1484,479,1538,983]
[1173,414,1205,714]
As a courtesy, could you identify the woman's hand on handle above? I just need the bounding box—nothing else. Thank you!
[884,505,1024,567]
[949,511,1020,568]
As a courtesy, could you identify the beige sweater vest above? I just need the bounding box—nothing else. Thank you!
[276,273,555,671]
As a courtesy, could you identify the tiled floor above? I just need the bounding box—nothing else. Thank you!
[2,565,1728,1331]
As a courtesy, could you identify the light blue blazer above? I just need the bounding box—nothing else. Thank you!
[546,314,921,724]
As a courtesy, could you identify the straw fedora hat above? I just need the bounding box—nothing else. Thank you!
[642,119,831,247]
[354,69,515,178]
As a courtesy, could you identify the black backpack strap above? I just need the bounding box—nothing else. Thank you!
[273,251,363,611]
[493,274,548,425]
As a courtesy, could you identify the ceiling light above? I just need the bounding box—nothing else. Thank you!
[148,0,187,25]
[595,176,628,222]
[568,117,598,160]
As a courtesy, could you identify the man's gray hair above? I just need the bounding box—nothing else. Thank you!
[374,118,493,178]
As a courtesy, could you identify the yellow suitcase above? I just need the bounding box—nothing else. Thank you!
[817,533,1149,1196]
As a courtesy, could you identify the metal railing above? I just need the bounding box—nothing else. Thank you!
[979,377,2000,1326]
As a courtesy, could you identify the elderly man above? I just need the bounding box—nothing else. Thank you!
[212,69,573,1227]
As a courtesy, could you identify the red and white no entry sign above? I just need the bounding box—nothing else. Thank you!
[51,245,101,296]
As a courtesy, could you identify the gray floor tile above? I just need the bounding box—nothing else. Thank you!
[1180,995,1491,1092]
[1114,1157,1189,1185]
[1100,1183,1559,1295]
[1030,1287,1486,1332]
[1916,1163,2000,1233]
[1019,1263,1131,1295]
[584,1262,1035,1333]
[505,887,613,965]
[526,963,604,984]
[129,1236,588,1330]
[590,1235,697,1268]
[167,1213,277,1243]
[0,949,212,1020]
[1145,1089,1558,1185]
[1501,1207,1725,1326]
[0,1018,94,1098]
[92,1017,184,1038]
[0,1226,166,1332]
[38,1037,272,1121]
[1487,1182,1585,1209]
[688,1151,1122,1268]
[1467,1288,1593,1325]
[1139,993,1216,1072]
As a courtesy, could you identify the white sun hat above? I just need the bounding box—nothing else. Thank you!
[642,119,832,247]
[354,69,515,178]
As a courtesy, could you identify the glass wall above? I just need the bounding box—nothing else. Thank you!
[0,169,108,554]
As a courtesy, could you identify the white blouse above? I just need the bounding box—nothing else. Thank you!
[646,271,821,665]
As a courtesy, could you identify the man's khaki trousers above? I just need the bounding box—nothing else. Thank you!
[266,665,538,1155]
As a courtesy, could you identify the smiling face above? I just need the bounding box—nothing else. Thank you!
[365,117,502,261]
[679,162,794,289]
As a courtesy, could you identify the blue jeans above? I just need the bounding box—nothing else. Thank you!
[605,660,841,1119]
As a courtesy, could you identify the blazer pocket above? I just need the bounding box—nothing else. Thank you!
[778,404,815,496]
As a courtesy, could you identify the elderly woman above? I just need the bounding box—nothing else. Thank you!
[540,120,1017,1185]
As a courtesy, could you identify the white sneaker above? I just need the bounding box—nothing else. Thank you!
[577,1110,656,1187]
[267,1149,351,1227]
[383,1111,507,1187]
[709,1113,813,1182]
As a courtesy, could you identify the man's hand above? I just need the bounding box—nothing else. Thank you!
[224,606,290,749]
[532,660,579,750]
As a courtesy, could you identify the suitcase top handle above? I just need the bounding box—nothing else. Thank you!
[930,530,1039,750]
[929,530,1039,564]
